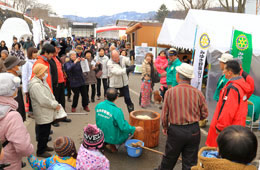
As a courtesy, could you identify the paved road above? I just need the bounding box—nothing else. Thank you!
[22,73,259,170]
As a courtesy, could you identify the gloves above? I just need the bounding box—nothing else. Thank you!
[126,65,136,74]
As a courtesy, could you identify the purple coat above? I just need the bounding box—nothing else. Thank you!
[64,60,86,88]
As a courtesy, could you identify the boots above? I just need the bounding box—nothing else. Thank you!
[127,104,134,113]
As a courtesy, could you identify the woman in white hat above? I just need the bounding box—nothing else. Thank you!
[0,73,34,170]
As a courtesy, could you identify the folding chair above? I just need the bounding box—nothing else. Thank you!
[246,100,255,131]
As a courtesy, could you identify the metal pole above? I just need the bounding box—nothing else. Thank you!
[229,27,235,54]
[191,25,198,65]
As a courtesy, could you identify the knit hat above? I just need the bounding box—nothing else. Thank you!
[1,50,8,56]
[83,124,104,149]
[32,64,48,77]
[4,55,25,70]
[0,73,20,96]
[54,136,77,158]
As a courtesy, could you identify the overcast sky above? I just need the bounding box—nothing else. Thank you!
[38,0,176,17]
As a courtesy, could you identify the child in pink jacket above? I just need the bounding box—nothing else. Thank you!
[0,73,34,170]
[155,50,168,91]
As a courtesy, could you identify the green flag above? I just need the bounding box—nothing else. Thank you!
[231,30,253,73]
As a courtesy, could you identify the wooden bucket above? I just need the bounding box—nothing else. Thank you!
[129,110,160,148]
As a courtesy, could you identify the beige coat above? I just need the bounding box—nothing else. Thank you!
[141,59,156,79]
[191,147,257,170]
[29,76,59,125]
[0,58,6,73]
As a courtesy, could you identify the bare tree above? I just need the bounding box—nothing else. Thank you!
[176,0,211,11]
[219,0,246,13]
[12,0,34,14]
[19,0,34,14]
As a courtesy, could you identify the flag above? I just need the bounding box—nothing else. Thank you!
[231,30,253,73]
[191,28,210,90]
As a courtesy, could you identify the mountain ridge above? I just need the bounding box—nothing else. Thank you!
[63,11,156,26]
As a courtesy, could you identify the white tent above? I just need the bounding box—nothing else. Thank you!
[0,17,32,48]
[172,10,260,120]
[56,26,72,38]
[173,9,260,55]
[157,18,184,46]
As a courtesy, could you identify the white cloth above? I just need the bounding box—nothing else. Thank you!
[22,59,36,93]
[107,56,130,88]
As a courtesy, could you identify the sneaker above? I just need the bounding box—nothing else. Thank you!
[84,106,90,112]
[48,136,52,142]
[67,98,72,102]
[50,130,53,135]
[71,108,76,112]
[45,146,54,152]
[61,118,72,123]
[91,99,95,103]
[37,152,52,158]
[21,161,26,168]
[97,96,101,100]
[52,122,60,127]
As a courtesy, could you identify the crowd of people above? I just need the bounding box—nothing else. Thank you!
[0,35,258,170]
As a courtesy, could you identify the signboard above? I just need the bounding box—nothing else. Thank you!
[134,46,156,73]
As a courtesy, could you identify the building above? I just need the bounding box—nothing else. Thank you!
[96,26,127,39]
[70,22,97,37]
[126,21,162,48]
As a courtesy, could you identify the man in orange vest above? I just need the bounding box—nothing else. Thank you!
[31,43,55,91]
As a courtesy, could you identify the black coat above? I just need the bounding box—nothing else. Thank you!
[0,46,8,55]
[49,59,58,88]
[15,87,26,121]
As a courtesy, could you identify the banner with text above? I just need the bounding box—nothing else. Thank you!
[231,30,253,73]
[191,30,210,90]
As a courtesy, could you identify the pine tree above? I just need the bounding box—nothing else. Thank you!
[155,4,169,23]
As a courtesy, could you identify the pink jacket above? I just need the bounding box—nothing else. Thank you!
[0,96,34,170]
[155,56,168,85]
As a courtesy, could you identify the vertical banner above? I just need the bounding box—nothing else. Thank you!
[231,30,253,73]
[191,31,210,90]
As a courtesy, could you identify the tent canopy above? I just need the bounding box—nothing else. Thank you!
[173,9,260,55]
[0,17,32,48]
[157,18,184,46]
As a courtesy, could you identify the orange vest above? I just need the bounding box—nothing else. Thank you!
[31,55,53,93]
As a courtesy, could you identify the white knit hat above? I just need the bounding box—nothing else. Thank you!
[0,73,20,96]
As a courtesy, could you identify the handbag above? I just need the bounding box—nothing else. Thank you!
[95,61,103,78]
[153,71,160,83]
[96,70,103,78]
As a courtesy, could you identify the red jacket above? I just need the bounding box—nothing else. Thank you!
[206,76,251,147]
[31,55,53,92]
[240,69,254,99]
